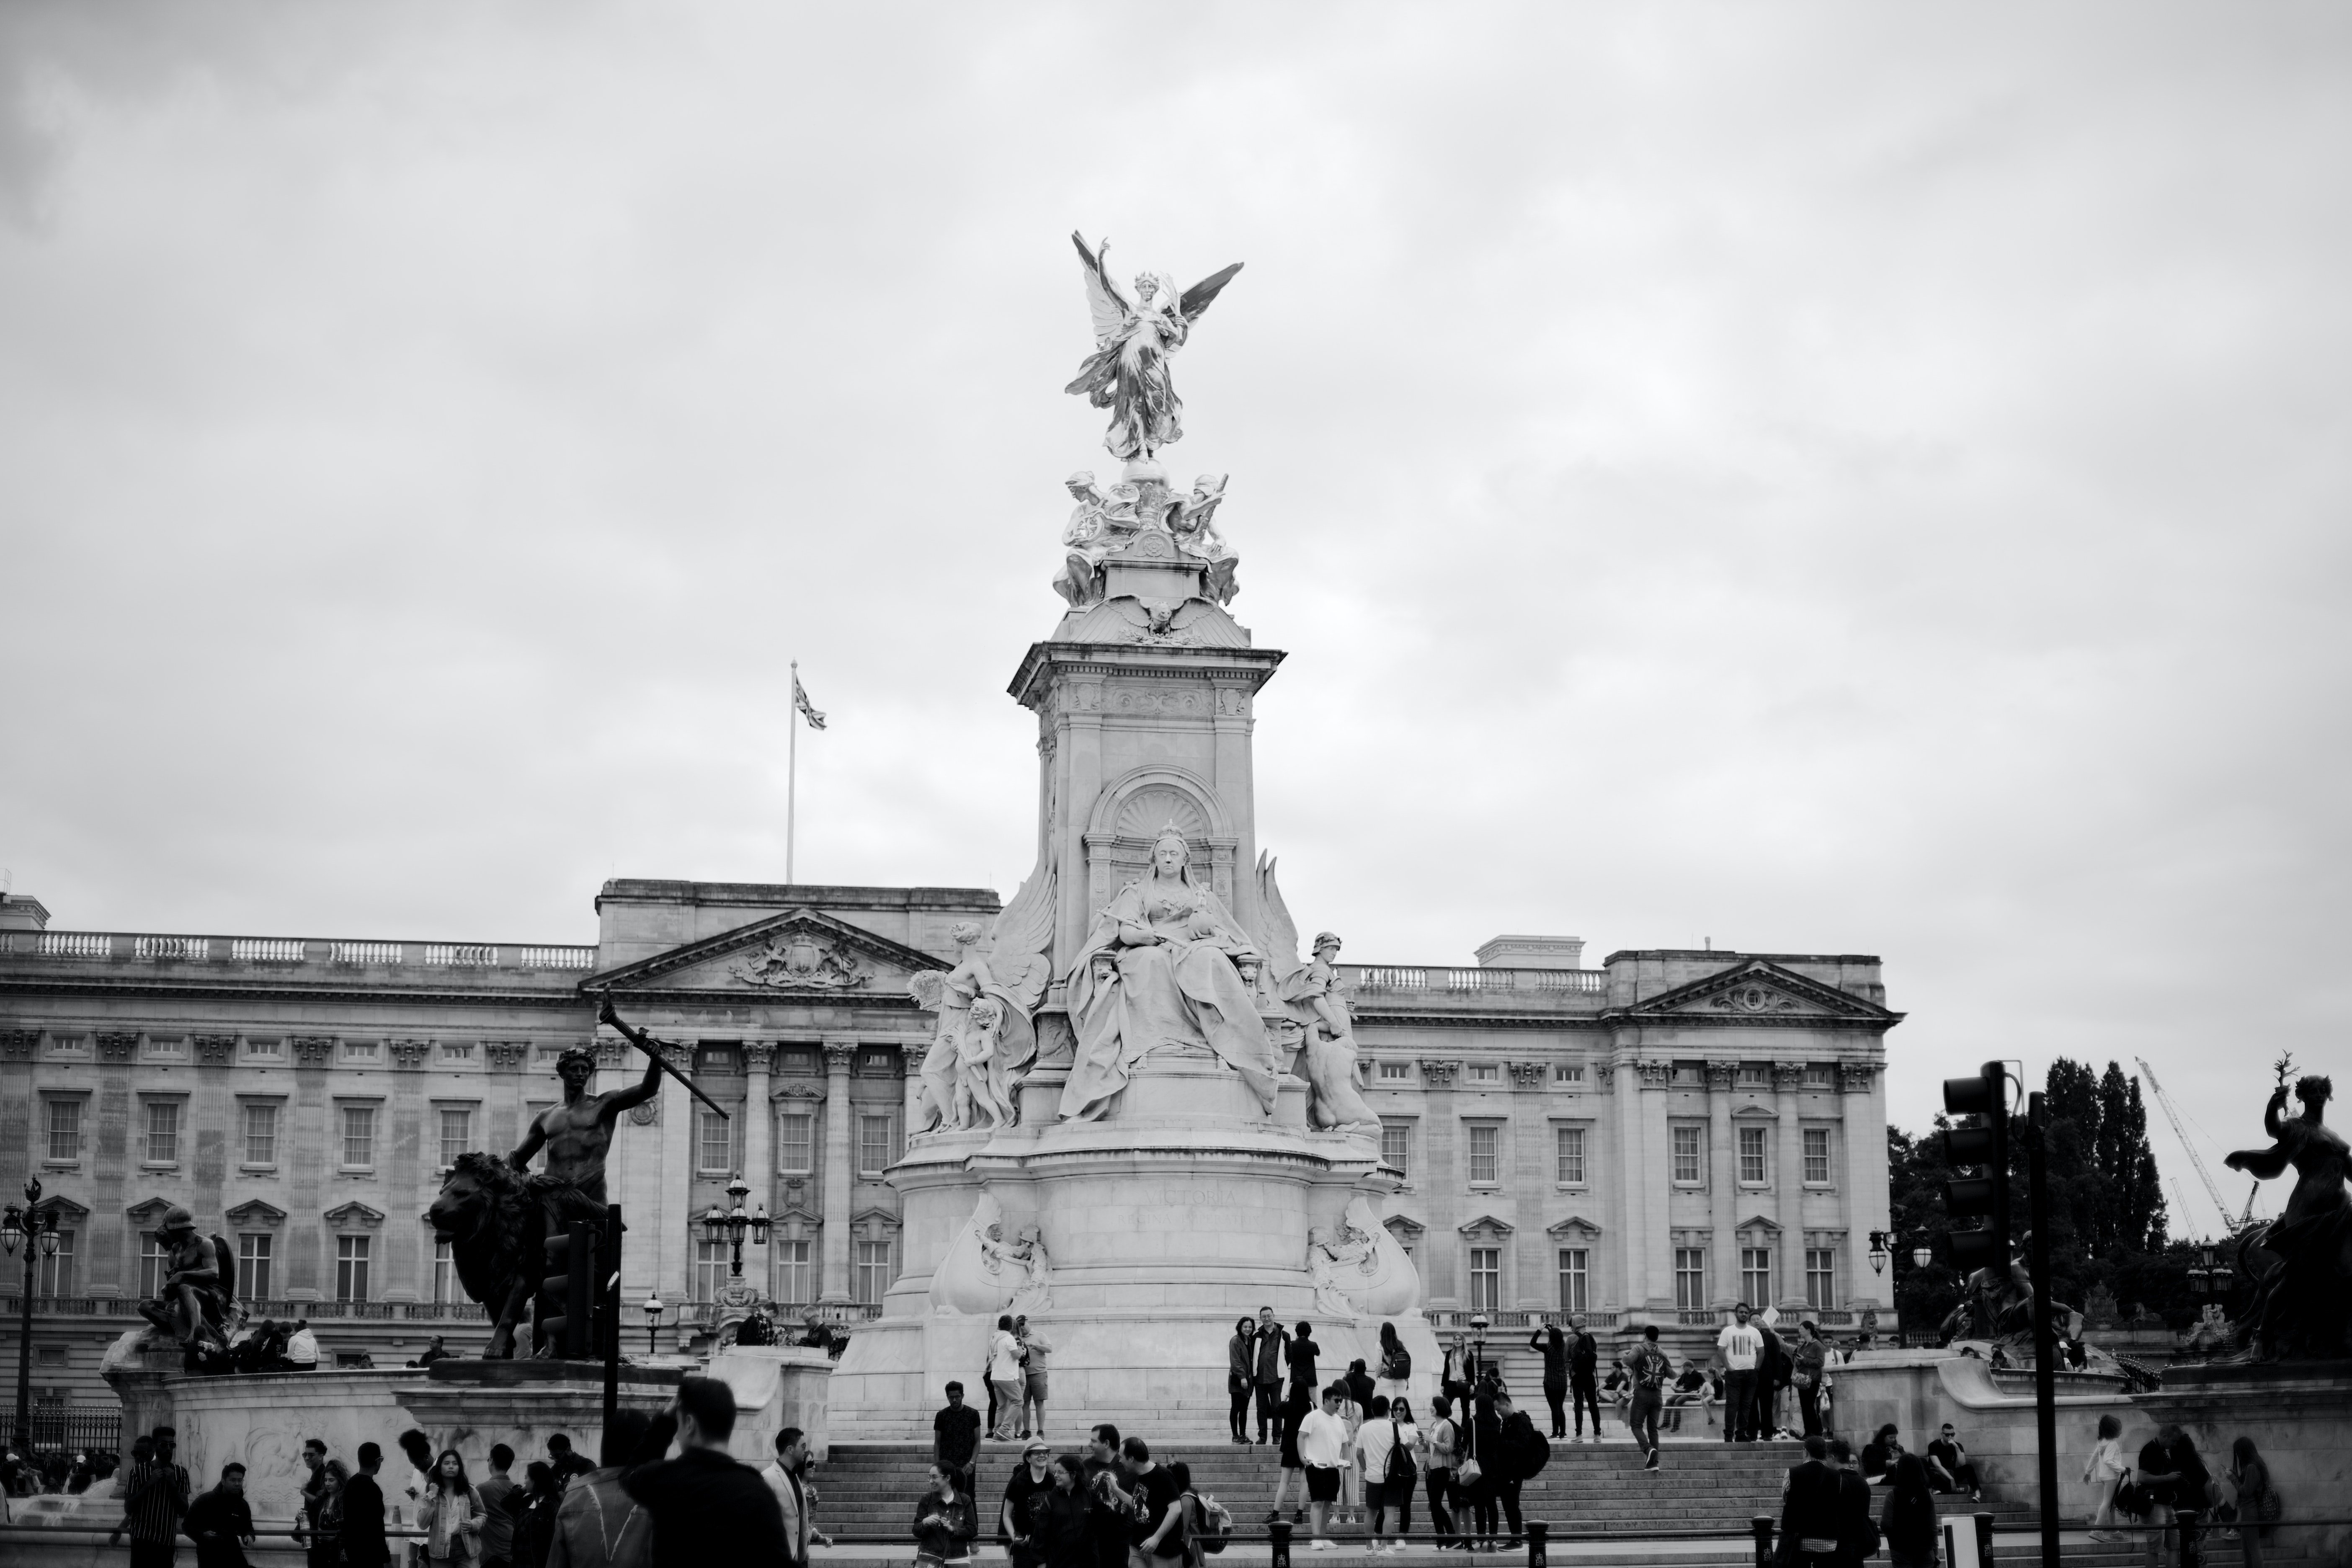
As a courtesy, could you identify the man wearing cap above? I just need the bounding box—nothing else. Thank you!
[1000,1439,1055,1568]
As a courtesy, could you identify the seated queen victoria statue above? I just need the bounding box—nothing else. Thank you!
[1060,828,1283,1119]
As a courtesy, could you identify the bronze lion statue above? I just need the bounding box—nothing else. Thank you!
[426,1152,542,1359]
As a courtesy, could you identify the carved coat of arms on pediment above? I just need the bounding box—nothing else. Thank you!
[1710,982,1800,1015]
[730,930,871,992]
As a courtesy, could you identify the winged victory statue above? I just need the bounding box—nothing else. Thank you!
[1065,231,1243,462]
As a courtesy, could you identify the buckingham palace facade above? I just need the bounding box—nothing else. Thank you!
[0,882,1898,1406]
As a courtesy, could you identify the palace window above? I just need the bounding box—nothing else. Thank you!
[696,1109,733,1175]
[431,1240,455,1304]
[145,1101,181,1165]
[858,1115,897,1176]
[1671,1062,1705,1085]
[1557,1248,1589,1314]
[1467,1124,1500,1185]
[1380,1120,1411,1176]
[242,1103,278,1166]
[1553,1063,1584,1085]
[1468,1062,1500,1084]
[439,1108,472,1168]
[1738,1064,1771,1088]
[340,1106,376,1168]
[440,1042,473,1062]
[147,1037,185,1060]
[1742,1247,1772,1307]
[1738,1126,1769,1185]
[245,1037,282,1059]
[1803,1064,1836,1088]
[1671,1124,1703,1185]
[240,1234,273,1300]
[1378,1060,1412,1081]
[342,1040,379,1064]
[773,1239,813,1305]
[691,1241,728,1302]
[854,1240,893,1305]
[1555,1126,1586,1185]
[694,1043,741,1076]
[1803,1127,1833,1184]
[139,1234,170,1297]
[1467,1248,1501,1312]
[336,1236,371,1302]
[1805,1248,1837,1309]
[777,1112,814,1174]
[45,1099,81,1162]
[36,1231,75,1296]
[1674,1248,1707,1311]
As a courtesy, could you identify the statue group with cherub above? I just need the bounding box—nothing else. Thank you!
[907,921,1052,1132]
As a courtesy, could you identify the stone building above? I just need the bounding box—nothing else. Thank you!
[0,883,1897,1410]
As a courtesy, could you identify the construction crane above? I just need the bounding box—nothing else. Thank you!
[2136,1057,2247,1237]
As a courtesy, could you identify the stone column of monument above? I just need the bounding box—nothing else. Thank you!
[1707,1060,1737,1310]
[1841,1063,1890,1312]
[818,1041,855,1305]
[1774,1062,1806,1310]
[743,1042,773,1237]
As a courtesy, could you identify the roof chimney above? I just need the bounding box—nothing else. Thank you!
[1473,934,1585,970]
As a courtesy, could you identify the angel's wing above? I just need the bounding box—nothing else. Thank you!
[1180,262,1244,324]
[1072,231,1130,343]
[1255,849,1302,984]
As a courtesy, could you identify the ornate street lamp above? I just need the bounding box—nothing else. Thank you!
[641,1291,665,1357]
[3,1176,67,1450]
[1868,1231,1892,1276]
[709,1176,771,1279]
[1911,1242,1933,1270]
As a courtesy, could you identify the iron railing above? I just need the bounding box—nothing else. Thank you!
[0,1406,121,1456]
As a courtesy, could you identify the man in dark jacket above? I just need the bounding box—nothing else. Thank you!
[340,1444,391,1568]
[1565,1315,1602,1441]
[1775,1436,1843,1567]
[183,1464,256,1568]
[1490,1392,1543,1547]
[1827,1439,1878,1567]
[1251,1308,1289,1443]
[622,1377,790,1568]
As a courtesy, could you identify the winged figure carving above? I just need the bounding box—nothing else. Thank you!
[1065,231,1242,462]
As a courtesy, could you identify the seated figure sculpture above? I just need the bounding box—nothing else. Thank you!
[1060,828,1281,1119]
[908,923,1041,1133]
[137,1206,235,1361]
[1280,931,1380,1133]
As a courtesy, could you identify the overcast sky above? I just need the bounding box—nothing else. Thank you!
[3,3,2345,1236]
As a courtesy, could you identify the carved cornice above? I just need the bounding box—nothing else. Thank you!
[743,1041,775,1073]
[224,1199,288,1228]
[1457,1213,1515,1238]
[1598,958,1903,1030]
[1705,1060,1738,1090]
[97,1032,139,1062]
[322,1201,386,1230]
[291,1036,335,1067]
[389,1039,431,1069]
[1506,1061,1545,1089]
[193,1034,237,1065]
[1417,1058,1461,1087]
[1839,1061,1880,1094]
[773,1083,827,1103]
[1,1029,39,1059]
[485,1042,529,1072]
[125,1197,174,1225]
[594,1039,626,1067]
[1774,1062,1807,1091]
[1637,1061,1671,1088]
[1545,1215,1604,1237]
[823,1042,857,1074]
[1383,1215,1426,1239]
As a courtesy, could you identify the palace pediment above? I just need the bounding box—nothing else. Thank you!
[1608,959,1901,1027]
[583,909,940,1002]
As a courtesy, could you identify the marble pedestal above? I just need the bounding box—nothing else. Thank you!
[2136,1360,2352,1565]
[831,1052,1441,1441]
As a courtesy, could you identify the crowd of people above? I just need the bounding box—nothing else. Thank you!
[0,1443,117,1498]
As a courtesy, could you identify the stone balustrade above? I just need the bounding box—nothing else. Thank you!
[1341,964,1605,993]
[2,929,596,971]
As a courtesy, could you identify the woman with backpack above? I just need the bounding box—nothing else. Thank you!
[1375,1323,1413,1406]
[1375,1398,1423,1549]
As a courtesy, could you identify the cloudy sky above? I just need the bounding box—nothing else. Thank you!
[3,3,2345,1234]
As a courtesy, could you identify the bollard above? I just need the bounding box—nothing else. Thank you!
[2179,1507,2202,1568]
[1751,1514,1775,1568]
[1270,1517,1292,1568]
[1972,1511,1995,1565]
[1526,1519,1547,1568]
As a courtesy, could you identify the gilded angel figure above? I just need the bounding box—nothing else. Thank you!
[1065,231,1243,462]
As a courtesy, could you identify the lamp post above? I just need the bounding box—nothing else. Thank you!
[641,1291,665,1359]
[3,1176,66,1450]
[703,1176,771,1279]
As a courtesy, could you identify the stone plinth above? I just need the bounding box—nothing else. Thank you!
[1828,1351,2137,1523]
[2136,1360,2352,1565]
[703,1344,838,1462]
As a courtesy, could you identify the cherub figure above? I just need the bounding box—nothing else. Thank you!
[1170,473,1240,606]
[957,997,1017,1129]
[1053,472,1143,608]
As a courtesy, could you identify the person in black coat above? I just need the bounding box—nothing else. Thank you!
[1030,1456,1097,1568]
[622,1377,791,1568]
[1489,1393,1542,1547]
[1827,1439,1878,1568]
[1528,1326,1569,1439]
[1777,1436,1845,1568]
[340,1446,392,1568]
[183,1465,257,1568]
[1880,1453,1939,1568]
[1286,1324,1320,1400]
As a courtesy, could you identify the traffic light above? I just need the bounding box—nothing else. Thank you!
[540,1220,598,1359]
[1941,1061,2010,1273]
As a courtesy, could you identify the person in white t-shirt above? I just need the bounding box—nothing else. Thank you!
[1295,1384,1352,1550]
[986,1315,1025,1441]
[286,1320,320,1371]
[1715,1304,1765,1443]
[1352,1395,1418,1554]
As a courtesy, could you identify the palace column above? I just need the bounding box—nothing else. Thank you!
[1774,1062,1806,1310]
[1638,1060,1672,1310]
[743,1042,774,1208]
[818,1040,856,1305]
[1706,1060,1737,1310]
[1842,1063,1889,1313]
[1607,1052,1646,1311]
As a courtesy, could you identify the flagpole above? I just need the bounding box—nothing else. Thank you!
[786,659,798,886]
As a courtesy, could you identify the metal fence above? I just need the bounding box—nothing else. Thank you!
[2,1406,121,1456]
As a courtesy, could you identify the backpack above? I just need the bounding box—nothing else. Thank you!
[1512,1421,1550,1481]
[1381,1345,1412,1381]
[1383,1420,1416,1489]
[1188,1492,1233,1555]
